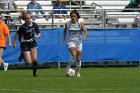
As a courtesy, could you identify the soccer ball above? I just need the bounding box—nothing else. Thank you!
[66,68,75,77]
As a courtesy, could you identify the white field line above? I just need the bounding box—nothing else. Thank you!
[0,88,138,93]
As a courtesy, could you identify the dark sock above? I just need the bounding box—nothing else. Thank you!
[32,61,38,76]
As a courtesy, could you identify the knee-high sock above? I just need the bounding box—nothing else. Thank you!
[66,55,75,69]
[76,61,81,74]
[32,61,37,76]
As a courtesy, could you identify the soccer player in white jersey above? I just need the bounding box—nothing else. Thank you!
[62,10,88,77]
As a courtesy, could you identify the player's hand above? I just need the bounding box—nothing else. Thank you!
[82,35,87,39]
[13,44,16,48]
[35,35,40,38]
[8,43,11,46]
[61,39,65,45]
[35,34,41,39]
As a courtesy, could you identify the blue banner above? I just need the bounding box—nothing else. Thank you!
[3,28,140,64]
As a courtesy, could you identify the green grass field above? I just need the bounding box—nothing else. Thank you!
[0,67,140,93]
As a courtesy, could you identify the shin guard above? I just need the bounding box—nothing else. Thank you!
[76,61,81,74]
[66,55,75,69]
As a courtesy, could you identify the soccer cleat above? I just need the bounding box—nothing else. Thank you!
[65,68,70,73]
[65,68,70,77]
[76,72,81,77]
[4,63,9,71]
[33,74,38,77]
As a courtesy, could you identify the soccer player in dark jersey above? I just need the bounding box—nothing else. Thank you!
[13,13,41,76]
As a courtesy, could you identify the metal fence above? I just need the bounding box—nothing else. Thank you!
[1,8,140,31]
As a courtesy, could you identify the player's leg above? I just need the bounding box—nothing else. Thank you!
[0,48,9,71]
[75,41,82,77]
[18,52,24,62]
[20,42,32,64]
[66,48,76,69]
[66,41,77,69]
[23,51,32,64]
[30,48,38,76]
[0,48,4,65]
[30,40,38,76]
[76,51,82,77]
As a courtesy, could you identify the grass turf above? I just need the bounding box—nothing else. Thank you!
[0,67,140,93]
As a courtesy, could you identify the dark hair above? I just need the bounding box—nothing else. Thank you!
[70,9,80,19]
[21,12,31,20]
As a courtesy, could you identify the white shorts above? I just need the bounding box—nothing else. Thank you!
[67,40,82,51]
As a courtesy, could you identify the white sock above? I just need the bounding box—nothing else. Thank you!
[76,61,81,74]
[66,55,75,69]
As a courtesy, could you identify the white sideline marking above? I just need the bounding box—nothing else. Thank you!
[0,88,136,92]
[0,88,30,92]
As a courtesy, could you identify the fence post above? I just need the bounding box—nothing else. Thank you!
[58,62,60,69]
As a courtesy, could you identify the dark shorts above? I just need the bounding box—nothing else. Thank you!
[20,40,38,52]
[0,47,6,50]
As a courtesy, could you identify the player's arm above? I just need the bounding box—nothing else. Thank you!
[5,25,11,46]
[80,22,88,39]
[13,32,18,48]
[7,34,11,46]
[34,23,41,39]
[62,23,67,44]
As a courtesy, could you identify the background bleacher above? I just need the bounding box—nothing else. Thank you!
[2,0,139,30]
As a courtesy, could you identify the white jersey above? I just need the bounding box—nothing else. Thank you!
[67,20,83,41]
